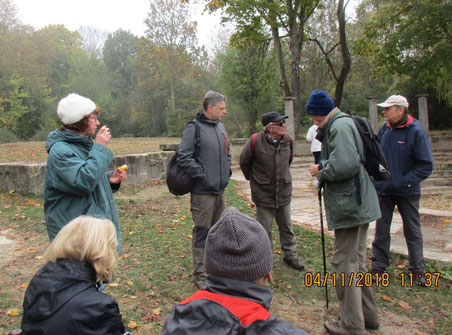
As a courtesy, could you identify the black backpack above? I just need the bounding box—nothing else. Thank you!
[326,114,390,206]
[166,120,201,195]
[333,114,390,181]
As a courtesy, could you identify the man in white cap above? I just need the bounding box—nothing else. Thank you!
[162,207,310,334]
[44,93,127,250]
[372,95,434,285]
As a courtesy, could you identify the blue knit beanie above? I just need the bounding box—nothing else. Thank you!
[306,90,335,116]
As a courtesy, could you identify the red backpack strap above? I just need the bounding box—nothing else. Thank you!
[251,133,259,153]
[283,132,292,146]
[180,290,271,327]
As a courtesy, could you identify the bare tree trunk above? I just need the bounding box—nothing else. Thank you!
[270,27,291,98]
[334,0,351,107]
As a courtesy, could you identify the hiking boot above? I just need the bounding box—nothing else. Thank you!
[324,320,365,335]
[283,258,305,270]
[365,320,380,331]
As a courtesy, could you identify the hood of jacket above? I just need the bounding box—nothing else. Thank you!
[45,129,93,154]
[206,274,273,310]
[195,110,219,125]
[23,259,97,323]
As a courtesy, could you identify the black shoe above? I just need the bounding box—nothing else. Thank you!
[365,321,380,330]
[283,258,305,270]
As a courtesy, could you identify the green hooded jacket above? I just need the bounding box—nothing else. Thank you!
[317,110,381,230]
[44,129,121,249]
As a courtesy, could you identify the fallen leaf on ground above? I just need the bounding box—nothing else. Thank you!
[7,309,21,316]
[128,321,138,329]
[399,301,411,310]
[382,295,393,302]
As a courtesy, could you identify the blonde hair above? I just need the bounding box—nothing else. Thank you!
[45,216,118,283]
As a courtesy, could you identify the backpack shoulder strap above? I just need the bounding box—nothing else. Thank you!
[251,133,259,153]
[188,120,201,158]
[283,132,293,159]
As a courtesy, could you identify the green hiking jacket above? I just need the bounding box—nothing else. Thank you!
[44,129,121,248]
[317,110,381,230]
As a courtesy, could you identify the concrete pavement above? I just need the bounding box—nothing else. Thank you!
[231,156,452,264]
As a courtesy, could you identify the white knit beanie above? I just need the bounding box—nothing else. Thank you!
[205,207,273,282]
[57,93,96,125]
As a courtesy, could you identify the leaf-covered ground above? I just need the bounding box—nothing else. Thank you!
[0,180,451,335]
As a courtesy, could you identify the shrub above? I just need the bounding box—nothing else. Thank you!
[31,128,53,141]
[0,128,18,143]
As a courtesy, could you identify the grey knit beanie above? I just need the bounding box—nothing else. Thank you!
[205,207,273,282]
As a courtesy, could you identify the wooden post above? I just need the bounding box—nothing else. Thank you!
[367,97,379,133]
[284,97,296,141]
[416,94,429,134]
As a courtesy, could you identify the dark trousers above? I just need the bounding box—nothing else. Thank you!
[313,151,321,164]
[372,194,424,272]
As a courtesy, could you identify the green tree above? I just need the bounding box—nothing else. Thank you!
[103,29,139,98]
[0,74,28,134]
[354,0,452,105]
[217,44,281,136]
[135,0,207,136]
[206,0,321,137]
[34,25,84,97]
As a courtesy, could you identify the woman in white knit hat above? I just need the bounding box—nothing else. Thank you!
[43,93,127,251]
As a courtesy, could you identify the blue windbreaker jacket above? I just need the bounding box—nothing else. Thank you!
[375,116,433,196]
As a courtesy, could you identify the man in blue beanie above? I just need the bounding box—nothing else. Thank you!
[306,90,380,335]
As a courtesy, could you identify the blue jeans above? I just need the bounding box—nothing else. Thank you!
[371,194,423,272]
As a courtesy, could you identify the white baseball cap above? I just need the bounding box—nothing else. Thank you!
[377,95,409,108]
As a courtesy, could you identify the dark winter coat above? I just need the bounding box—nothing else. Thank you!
[177,111,231,194]
[239,131,293,208]
[44,129,121,248]
[375,116,433,196]
[162,274,309,335]
[317,109,381,230]
[21,258,127,335]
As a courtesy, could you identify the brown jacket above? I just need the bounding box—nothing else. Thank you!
[239,131,293,208]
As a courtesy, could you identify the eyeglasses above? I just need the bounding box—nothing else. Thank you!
[270,121,285,127]
[87,116,98,122]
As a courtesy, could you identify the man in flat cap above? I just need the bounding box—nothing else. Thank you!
[239,112,305,271]
[371,95,434,285]
[162,207,310,334]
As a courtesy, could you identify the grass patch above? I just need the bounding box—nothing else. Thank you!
[0,181,451,334]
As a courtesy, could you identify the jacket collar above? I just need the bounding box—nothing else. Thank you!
[386,114,415,129]
[196,110,219,125]
[206,274,273,309]
[45,129,93,153]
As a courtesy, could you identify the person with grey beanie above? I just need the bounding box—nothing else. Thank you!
[162,207,309,335]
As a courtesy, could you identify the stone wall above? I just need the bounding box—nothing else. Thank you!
[0,151,174,196]
[0,134,450,196]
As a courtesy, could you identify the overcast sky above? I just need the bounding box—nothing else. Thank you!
[13,0,221,47]
[13,0,359,50]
